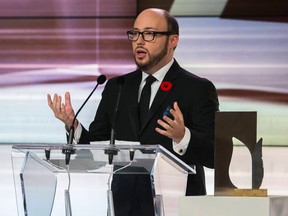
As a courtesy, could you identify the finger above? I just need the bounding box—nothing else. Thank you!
[159,120,177,137]
[173,101,180,112]
[162,115,174,125]
[65,92,72,106]
[172,102,183,118]
[155,127,173,139]
[171,104,184,124]
[51,94,58,111]
[47,94,52,108]
[61,103,65,114]
[54,94,62,113]
[157,119,170,130]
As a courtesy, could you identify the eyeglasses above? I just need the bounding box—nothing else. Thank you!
[127,30,172,42]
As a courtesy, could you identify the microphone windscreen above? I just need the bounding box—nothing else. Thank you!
[97,75,106,84]
[117,76,125,86]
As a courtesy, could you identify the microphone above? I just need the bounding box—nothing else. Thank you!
[62,74,107,165]
[105,76,125,164]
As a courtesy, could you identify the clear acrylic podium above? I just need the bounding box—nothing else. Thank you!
[11,144,195,216]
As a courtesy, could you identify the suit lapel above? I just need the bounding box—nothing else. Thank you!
[139,61,180,134]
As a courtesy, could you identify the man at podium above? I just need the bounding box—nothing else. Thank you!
[48,8,219,216]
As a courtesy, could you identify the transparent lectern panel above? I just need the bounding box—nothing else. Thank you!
[151,148,194,216]
[20,151,58,216]
[12,144,196,216]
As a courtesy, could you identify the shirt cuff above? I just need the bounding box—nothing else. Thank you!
[66,122,82,144]
[173,127,190,155]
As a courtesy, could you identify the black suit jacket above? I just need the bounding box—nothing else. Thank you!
[79,60,219,196]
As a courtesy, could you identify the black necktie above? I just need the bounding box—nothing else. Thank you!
[139,75,156,126]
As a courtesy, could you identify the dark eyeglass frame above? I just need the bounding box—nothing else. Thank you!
[127,30,172,42]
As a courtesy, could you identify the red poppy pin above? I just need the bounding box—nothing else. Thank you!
[160,81,173,92]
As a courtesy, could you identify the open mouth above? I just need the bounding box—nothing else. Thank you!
[136,49,147,59]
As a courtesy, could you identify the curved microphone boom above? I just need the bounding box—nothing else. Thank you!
[63,74,107,165]
[110,76,125,145]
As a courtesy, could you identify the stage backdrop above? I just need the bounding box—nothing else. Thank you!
[0,0,287,145]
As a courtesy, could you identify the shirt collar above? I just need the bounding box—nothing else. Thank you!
[141,59,174,84]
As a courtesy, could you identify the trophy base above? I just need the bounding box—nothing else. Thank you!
[215,188,268,197]
[180,195,288,216]
[233,188,268,197]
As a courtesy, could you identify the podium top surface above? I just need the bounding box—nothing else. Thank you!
[12,143,159,151]
[11,143,196,174]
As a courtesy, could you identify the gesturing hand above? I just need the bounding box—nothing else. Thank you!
[155,102,185,143]
[47,92,77,130]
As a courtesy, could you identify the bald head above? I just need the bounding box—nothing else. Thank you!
[138,8,166,17]
[135,8,179,36]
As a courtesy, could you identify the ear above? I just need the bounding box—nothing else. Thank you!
[169,35,179,49]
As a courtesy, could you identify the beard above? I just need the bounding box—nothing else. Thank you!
[134,39,169,71]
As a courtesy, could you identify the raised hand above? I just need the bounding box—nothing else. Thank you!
[155,101,185,143]
[47,92,77,130]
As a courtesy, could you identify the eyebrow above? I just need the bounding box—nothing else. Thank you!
[132,27,157,31]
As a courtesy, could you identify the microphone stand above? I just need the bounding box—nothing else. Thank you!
[62,75,106,165]
[60,75,106,216]
[104,77,124,216]
[105,76,125,164]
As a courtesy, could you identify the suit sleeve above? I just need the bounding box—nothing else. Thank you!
[180,79,219,168]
